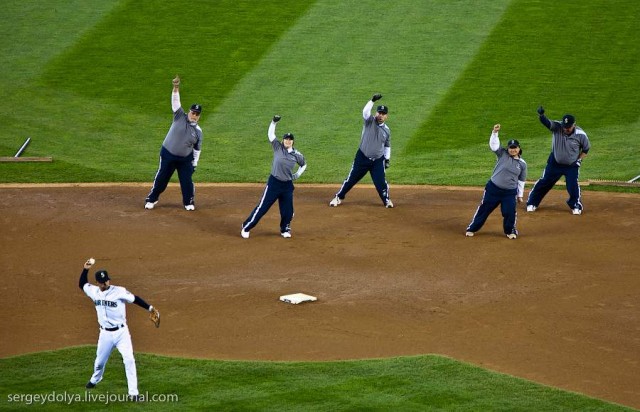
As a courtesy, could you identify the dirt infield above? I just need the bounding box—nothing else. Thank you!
[1,184,639,408]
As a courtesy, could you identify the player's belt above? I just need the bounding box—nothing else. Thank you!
[100,324,125,331]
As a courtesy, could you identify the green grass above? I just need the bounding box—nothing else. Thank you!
[406,0,640,186]
[1,0,316,182]
[0,347,632,411]
[3,0,637,186]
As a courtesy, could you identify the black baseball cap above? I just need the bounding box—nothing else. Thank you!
[561,114,575,128]
[507,139,520,148]
[190,104,202,114]
[95,270,110,283]
[377,105,389,114]
[283,132,294,140]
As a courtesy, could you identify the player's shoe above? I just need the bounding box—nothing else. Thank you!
[241,228,250,239]
[144,201,158,210]
[526,205,536,212]
[329,196,341,207]
[281,232,292,238]
[184,204,195,211]
[465,231,474,237]
[385,199,394,208]
[572,208,582,215]
[506,229,518,239]
[128,395,140,402]
[85,381,96,389]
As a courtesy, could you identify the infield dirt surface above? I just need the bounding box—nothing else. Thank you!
[1,184,639,408]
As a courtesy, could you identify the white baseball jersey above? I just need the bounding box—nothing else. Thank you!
[83,284,135,328]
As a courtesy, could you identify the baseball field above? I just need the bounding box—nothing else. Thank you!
[1,1,639,410]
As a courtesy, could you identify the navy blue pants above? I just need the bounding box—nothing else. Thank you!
[242,175,294,234]
[527,153,582,211]
[336,150,390,205]
[146,146,195,206]
[467,180,518,235]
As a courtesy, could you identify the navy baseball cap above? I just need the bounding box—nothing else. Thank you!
[95,270,110,283]
[190,104,202,114]
[561,114,575,128]
[507,139,520,148]
[377,105,389,114]
[283,132,294,140]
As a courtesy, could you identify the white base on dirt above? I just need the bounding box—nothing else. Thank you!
[279,293,317,304]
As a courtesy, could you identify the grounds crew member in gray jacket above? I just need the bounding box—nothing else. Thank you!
[329,94,393,208]
[241,115,307,239]
[526,106,590,215]
[466,124,527,239]
[145,75,202,211]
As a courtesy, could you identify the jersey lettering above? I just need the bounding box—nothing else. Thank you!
[94,299,118,308]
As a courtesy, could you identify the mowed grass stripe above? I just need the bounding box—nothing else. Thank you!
[0,1,315,181]
[0,0,120,86]
[40,1,317,115]
[0,0,120,154]
[406,0,640,183]
[209,0,512,183]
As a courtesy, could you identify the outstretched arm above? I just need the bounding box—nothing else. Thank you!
[171,75,181,113]
[133,296,160,327]
[537,106,552,130]
[268,115,281,142]
[539,114,552,129]
[364,93,382,119]
[78,258,94,289]
[133,295,152,311]
[79,269,89,290]
[363,100,374,120]
[489,124,500,151]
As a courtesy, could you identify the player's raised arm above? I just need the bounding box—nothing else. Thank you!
[537,106,552,130]
[268,115,281,142]
[79,257,95,289]
[363,94,382,120]
[489,124,500,151]
[171,75,181,113]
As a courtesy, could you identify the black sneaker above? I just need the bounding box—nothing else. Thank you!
[85,381,95,389]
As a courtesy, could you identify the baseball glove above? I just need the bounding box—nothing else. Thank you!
[149,307,160,328]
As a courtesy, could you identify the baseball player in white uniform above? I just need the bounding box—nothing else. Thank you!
[79,258,157,401]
